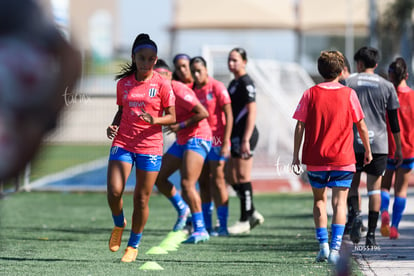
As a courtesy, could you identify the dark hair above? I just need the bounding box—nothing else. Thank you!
[317,50,345,80]
[190,56,207,68]
[388,57,408,88]
[343,55,351,71]
[115,33,157,80]
[154,59,171,72]
[230,47,247,61]
[173,53,191,65]
[354,46,379,68]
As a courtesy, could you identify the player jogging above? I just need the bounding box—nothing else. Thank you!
[190,56,233,236]
[154,59,213,243]
[106,34,176,263]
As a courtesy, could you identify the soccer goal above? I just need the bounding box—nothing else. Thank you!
[202,45,314,178]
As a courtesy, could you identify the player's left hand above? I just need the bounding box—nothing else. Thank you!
[139,107,154,124]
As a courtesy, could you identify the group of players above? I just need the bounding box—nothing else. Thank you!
[105,34,264,262]
[293,47,414,265]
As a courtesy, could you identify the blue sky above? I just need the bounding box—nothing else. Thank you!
[119,0,173,57]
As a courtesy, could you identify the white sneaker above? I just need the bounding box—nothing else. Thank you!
[328,250,340,265]
[228,221,250,234]
[315,243,330,262]
[249,210,264,229]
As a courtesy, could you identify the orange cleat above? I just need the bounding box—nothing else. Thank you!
[121,246,138,262]
[109,219,127,252]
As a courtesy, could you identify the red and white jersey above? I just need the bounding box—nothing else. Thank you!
[172,80,211,145]
[113,72,175,155]
[293,82,364,170]
[193,76,231,146]
[387,86,414,159]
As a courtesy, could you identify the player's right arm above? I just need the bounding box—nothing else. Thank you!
[292,120,305,175]
[107,106,123,139]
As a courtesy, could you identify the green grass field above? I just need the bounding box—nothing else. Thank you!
[0,144,362,275]
[0,191,361,276]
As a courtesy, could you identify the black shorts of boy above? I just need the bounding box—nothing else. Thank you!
[230,126,259,158]
[355,153,387,176]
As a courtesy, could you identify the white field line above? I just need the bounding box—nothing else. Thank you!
[27,157,108,191]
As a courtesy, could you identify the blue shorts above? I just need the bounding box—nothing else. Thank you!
[206,146,228,162]
[166,138,212,159]
[109,146,162,172]
[307,171,354,189]
[387,158,414,170]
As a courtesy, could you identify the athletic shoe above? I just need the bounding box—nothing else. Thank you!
[173,207,191,232]
[109,219,126,252]
[207,228,218,237]
[249,210,264,229]
[315,244,330,262]
[350,215,362,244]
[389,226,400,239]
[365,232,378,248]
[228,221,250,234]
[182,230,210,244]
[328,250,340,265]
[380,211,390,237]
[121,246,138,263]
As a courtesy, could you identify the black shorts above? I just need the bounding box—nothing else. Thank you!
[355,153,387,176]
[230,126,259,158]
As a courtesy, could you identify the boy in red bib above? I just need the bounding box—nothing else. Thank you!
[292,51,372,265]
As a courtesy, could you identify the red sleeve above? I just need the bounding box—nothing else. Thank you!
[293,89,310,123]
[160,80,175,108]
[214,80,231,107]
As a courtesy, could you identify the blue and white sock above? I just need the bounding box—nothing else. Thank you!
[315,227,329,244]
[192,212,206,233]
[127,231,142,249]
[392,196,406,228]
[330,224,345,251]
[381,190,390,213]
[169,193,188,216]
[217,205,228,229]
[202,202,214,230]
[112,210,125,227]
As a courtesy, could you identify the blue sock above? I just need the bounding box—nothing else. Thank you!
[392,196,406,228]
[381,190,390,212]
[168,193,188,215]
[315,227,328,244]
[330,224,345,251]
[112,210,125,227]
[192,212,206,233]
[127,231,142,248]
[217,205,228,229]
[202,202,213,230]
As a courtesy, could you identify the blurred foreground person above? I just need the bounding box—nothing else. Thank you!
[0,0,81,180]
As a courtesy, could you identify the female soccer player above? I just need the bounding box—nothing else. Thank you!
[173,53,193,88]
[226,47,264,235]
[292,50,372,265]
[154,59,213,243]
[380,57,414,239]
[106,34,176,262]
[190,56,233,236]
